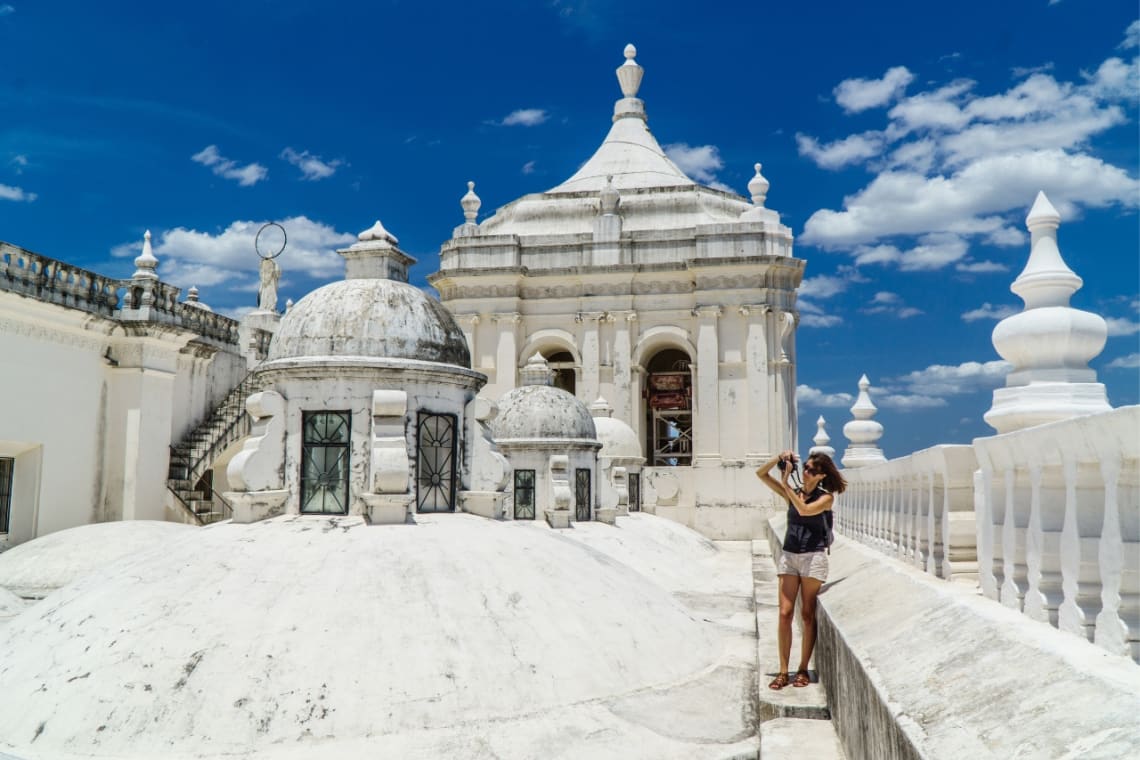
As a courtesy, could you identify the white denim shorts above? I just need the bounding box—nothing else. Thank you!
[777,550,829,582]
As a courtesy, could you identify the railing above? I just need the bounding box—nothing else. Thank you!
[973,406,1139,662]
[837,444,979,584]
[1,241,241,347]
[167,372,264,525]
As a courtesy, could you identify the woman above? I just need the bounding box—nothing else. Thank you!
[756,450,846,689]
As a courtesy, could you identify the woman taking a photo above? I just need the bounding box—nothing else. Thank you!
[756,450,846,689]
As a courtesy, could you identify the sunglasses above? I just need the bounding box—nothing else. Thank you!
[803,464,821,475]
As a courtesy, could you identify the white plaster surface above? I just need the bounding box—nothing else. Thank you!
[0,585,26,622]
[760,718,846,759]
[0,513,758,759]
[0,520,196,598]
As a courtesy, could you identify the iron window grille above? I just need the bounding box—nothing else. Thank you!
[0,457,12,533]
[628,472,641,512]
[513,469,536,520]
[575,468,591,522]
[416,412,457,513]
[300,411,351,514]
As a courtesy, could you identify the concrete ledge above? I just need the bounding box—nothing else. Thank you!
[816,535,1140,759]
[760,717,845,759]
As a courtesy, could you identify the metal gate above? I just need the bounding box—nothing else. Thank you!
[513,469,536,519]
[628,472,640,512]
[416,412,457,513]
[574,468,591,521]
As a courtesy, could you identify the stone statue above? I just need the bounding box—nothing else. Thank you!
[258,256,280,313]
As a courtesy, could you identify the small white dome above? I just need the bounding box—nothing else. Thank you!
[594,416,642,460]
[267,279,470,366]
[493,385,598,441]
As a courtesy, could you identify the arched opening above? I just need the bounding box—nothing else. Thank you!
[644,349,692,467]
[544,350,577,396]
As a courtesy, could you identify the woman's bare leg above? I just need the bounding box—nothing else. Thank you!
[777,574,800,677]
[796,576,824,676]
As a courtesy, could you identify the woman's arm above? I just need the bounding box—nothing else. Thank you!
[787,489,833,517]
[756,451,794,499]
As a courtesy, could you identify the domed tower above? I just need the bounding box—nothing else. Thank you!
[224,220,503,524]
[492,354,601,528]
[591,396,646,518]
[430,44,804,539]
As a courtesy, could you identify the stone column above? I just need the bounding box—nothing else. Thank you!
[493,313,522,392]
[692,305,721,465]
[578,311,605,403]
[741,305,769,463]
[612,311,636,424]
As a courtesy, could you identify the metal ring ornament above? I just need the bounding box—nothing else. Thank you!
[255,222,287,260]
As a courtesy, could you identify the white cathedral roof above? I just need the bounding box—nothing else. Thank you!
[0,513,748,758]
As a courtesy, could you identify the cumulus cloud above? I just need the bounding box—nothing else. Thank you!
[796,132,885,170]
[798,40,1140,266]
[1105,352,1140,369]
[191,145,268,186]
[498,109,548,127]
[860,290,923,318]
[890,359,1011,397]
[112,217,355,298]
[875,393,947,410]
[833,66,915,113]
[797,385,854,408]
[663,143,732,191]
[280,148,343,181]
[961,302,1019,321]
[0,183,35,202]
[800,274,850,299]
[1122,20,1140,49]
[1105,317,1140,336]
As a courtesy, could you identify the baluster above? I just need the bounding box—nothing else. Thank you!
[1057,455,1092,640]
[1000,467,1024,609]
[977,467,998,600]
[1023,464,1048,622]
[1094,454,1130,657]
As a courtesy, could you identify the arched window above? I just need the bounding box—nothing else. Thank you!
[545,350,577,396]
[644,349,692,467]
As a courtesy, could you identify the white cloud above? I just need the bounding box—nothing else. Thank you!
[9,154,27,173]
[876,393,946,410]
[800,274,849,299]
[1122,20,1140,49]
[498,109,548,127]
[1105,352,1140,369]
[891,359,1011,397]
[834,66,915,113]
[280,148,343,181]
[191,145,268,186]
[522,160,537,175]
[799,313,843,328]
[1105,317,1140,336]
[112,216,356,297]
[0,5,12,16]
[860,290,923,318]
[796,132,884,170]
[663,143,727,189]
[797,385,854,408]
[0,183,35,202]
[957,260,1010,273]
[961,302,1019,321]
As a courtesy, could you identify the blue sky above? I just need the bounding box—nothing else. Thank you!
[1,1,1137,458]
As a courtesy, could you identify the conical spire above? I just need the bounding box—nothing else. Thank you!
[809,415,835,458]
[132,230,159,280]
[841,375,886,468]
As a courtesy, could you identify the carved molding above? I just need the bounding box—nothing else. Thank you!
[0,314,109,353]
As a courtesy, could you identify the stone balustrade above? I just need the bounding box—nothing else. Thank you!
[973,405,1139,661]
[837,444,979,584]
[1,241,241,347]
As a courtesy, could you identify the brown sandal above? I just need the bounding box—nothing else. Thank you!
[792,670,811,687]
[768,673,790,690]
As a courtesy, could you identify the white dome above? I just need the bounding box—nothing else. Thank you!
[0,514,735,757]
[594,415,643,460]
[267,278,470,366]
[492,385,597,441]
[0,521,195,598]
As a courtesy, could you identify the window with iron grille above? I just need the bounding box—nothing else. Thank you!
[513,469,536,520]
[416,412,457,513]
[0,457,12,533]
[300,411,351,515]
[574,468,591,521]
[628,472,640,512]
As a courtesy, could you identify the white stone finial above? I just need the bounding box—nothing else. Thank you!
[984,191,1110,433]
[616,42,644,99]
[358,219,399,245]
[187,286,199,302]
[461,181,481,224]
[285,298,294,313]
[589,396,614,418]
[132,229,159,279]
[809,415,836,459]
[599,175,620,216]
[748,163,770,207]
[841,375,886,468]
[519,352,555,387]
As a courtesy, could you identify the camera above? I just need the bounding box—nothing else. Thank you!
[777,455,798,472]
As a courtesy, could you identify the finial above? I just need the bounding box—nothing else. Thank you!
[285,298,294,313]
[358,219,398,245]
[809,415,836,458]
[616,42,644,99]
[748,163,770,207]
[187,285,199,302]
[519,352,555,387]
[461,180,481,224]
[132,229,159,279]
[599,175,620,216]
[589,396,614,418]
[842,375,886,468]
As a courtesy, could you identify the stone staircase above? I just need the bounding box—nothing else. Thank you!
[167,373,262,525]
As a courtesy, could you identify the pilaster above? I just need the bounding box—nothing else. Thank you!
[692,305,721,465]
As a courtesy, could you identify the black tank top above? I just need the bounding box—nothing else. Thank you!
[783,487,832,554]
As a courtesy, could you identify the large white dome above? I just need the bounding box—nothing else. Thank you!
[267,278,470,366]
[0,514,752,758]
